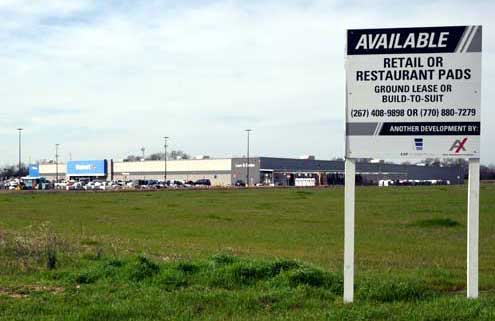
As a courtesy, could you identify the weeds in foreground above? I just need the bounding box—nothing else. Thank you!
[0,223,70,272]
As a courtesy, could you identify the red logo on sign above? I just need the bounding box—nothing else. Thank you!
[449,138,468,153]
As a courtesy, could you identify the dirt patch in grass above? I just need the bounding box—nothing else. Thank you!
[80,239,100,246]
[206,214,233,221]
[0,285,64,299]
[409,218,460,228]
[294,190,314,199]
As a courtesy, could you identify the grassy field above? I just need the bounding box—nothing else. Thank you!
[0,185,494,320]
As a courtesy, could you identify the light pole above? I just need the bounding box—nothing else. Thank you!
[141,147,145,161]
[17,128,23,176]
[163,136,169,183]
[245,129,252,186]
[55,144,60,182]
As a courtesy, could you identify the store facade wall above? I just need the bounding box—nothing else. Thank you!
[231,157,261,185]
[113,158,232,186]
[38,163,67,180]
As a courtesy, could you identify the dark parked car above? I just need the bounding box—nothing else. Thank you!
[234,180,246,187]
[184,180,195,187]
[194,179,211,186]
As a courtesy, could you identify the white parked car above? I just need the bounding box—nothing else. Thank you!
[126,181,138,189]
[66,181,83,190]
[55,182,67,190]
[84,181,96,190]
[98,182,112,190]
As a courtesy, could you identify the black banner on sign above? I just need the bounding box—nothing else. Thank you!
[347,26,473,55]
[378,122,480,136]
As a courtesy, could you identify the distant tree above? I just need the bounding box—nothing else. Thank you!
[421,158,469,169]
[423,158,441,167]
[480,164,495,180]
[169,150,191,160]
[123,150,191,162]
[420,158,477,180]
[355,158,373,163]
[0,164,28,179]
[39,159,56,164]
[123,155,141,162]
[147,153,163,161]
[144,150,191,161]
[441,158,468,169]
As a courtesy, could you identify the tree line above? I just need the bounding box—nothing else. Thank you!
[122,150,191,162]
[0,164,28,180]
[0,150,192,180]
[407,158,495,180]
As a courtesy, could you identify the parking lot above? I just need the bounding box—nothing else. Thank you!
[0,177,214,191]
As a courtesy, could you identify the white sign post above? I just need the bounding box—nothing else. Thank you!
[344,25,482,303]
[467,158,480,298]
[344,158,355,303]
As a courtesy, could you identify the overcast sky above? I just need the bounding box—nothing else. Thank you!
[1,0,493,165]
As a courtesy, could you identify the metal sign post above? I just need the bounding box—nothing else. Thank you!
[344,25,482,303]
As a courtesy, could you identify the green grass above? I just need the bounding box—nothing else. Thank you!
[0,185,494,320]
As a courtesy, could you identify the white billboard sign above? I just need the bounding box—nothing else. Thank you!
[345,26,481,159]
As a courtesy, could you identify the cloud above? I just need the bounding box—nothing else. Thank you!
[0,0,494,165]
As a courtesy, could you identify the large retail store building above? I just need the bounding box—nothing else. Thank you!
[35,157,463,186]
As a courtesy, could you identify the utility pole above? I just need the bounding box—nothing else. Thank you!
[163,136,169,183]
[17,128,23,177]
[55,144,60,182]
[245,129,252,186]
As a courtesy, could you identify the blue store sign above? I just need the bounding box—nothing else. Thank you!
[67,160,107,176]
[28,164,40,177]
